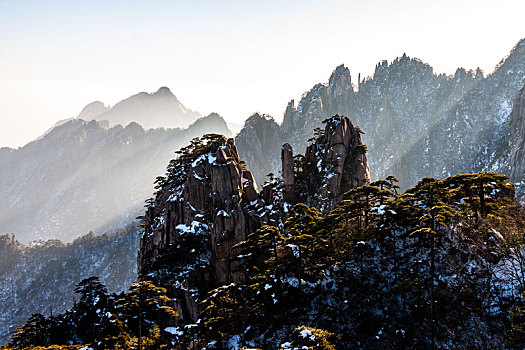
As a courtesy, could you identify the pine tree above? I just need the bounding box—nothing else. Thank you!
[200,283,256,344]
[114,281,178,350]
[72,277,116,345]
[283,203,324,291]
[9,313,51,348]
[281,326,338,350]
[234,225,284,282]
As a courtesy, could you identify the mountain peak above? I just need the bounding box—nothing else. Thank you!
[82,87,200,130]
[77,101,109,120]
[0,147,14,156]
[188,112,232,137]
[329,64,351,89]
[513,37,525,53]
[494,38,525,73]
[204,112,221,119]
[247,112,275,123]
[154,86,174,97]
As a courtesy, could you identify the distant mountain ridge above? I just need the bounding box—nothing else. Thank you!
[81,86,200,130]
[77,101,109,120]
[236,39,525,192]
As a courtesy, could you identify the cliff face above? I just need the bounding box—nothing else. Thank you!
[505,85,525,184]
[139,136,260,282]
[138,116,369,323]
[305,116,370,211]
[138,135,264,321]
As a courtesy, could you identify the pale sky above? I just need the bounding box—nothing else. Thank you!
[1,0,524,148]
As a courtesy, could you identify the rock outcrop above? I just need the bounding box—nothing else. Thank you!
[138,135,264,321]
[505,84,525,185]
[138,115,370,323]
[304,116,370,211]
[281,143,295,202]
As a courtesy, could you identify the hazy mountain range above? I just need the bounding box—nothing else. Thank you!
[82,86,201,130]
[0,87,231,243]
[6,39,525,244]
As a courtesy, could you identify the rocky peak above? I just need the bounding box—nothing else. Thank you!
[329,64,352,91]
[189,113,230,133]
[77,101,109,120]
[123,121,145,134]
[281,143,295,202]
[244,112,276,126]
[138,115,369,323]
[154,86,174,96]
[475,67,484,80]
[504,38,525,63]
[303,115,370,211]
[138,134,262,321]
[284,100,295,122]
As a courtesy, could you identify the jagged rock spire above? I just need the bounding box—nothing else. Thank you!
[281,143,295,202]
[302,115,370,212]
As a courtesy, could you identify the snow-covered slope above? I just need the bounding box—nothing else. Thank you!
[0,228,139,344]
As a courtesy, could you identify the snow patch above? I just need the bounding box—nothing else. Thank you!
[165,326,183,336]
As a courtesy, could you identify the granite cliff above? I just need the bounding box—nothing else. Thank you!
[138,115,370,322]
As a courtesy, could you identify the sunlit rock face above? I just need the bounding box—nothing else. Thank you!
[303,115,370,212]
